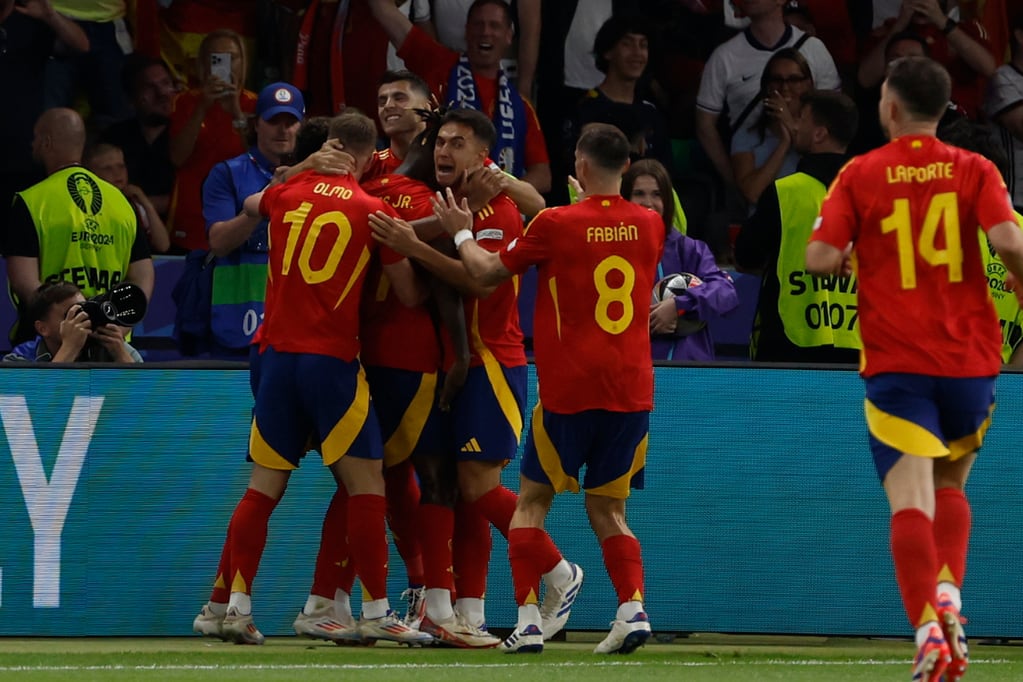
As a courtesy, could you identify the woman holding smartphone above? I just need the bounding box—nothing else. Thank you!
[167,29,257,252]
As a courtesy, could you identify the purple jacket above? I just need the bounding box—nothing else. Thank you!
[651,231,739,361]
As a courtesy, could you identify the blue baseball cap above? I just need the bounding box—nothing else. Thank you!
[256,82,305,121]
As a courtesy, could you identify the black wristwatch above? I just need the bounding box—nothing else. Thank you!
[943,17,959,35]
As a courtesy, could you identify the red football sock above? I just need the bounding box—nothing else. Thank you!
[934,487,971,586]
[601,534,645,605]
[310,486,349,599]
[209,525,232,603]
[226,488,279,596]
[468,485,517,539]
[385,460,424,586]
[508,527,563,606]
[453,501,491,599]
[419,503,455,591]
[891,508,939,626]
[348,493,389,601]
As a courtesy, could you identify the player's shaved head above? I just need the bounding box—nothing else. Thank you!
[328,111,378,156]
[884,56,951,122]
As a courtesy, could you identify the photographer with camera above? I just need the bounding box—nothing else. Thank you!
[3,281,142,363]
[3,107,154,347]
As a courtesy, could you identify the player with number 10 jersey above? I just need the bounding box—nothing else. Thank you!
[257,173,404,360]
[812,135,1016,379]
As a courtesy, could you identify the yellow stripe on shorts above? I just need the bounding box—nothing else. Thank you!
[471,301,523,442]
[532,403,579,493]
[383,372,438,468]
[588,433,648,500]
[322,365,372,466]
[248,419,298,471]
[948,405,993,460]
[864,399,948,458]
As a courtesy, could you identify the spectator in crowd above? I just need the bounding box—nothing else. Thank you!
[736,89,860,363]
[100,54,178,219]
[368,0,551,193]
[985,12,1023,212]
[430,0,539,98]
[572,15,674,180]
[535,1,615,204]
[852,29,928,154]
[624,159,738,362]
[334,0,434,121]
[3,281,142,363]
[43,0,132,129]
[85,142,171,254]
[0,0,88,247]
[695,0,839,188]
[5,108,153,346]
[731,47,813,205]
[858,0,996,120]
[167,29,257,252]
[200,82,304,359]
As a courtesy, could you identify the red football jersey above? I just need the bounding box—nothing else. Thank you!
[464,194,526,369]
[500,195,665,413]
[258,170,403,361]
[362,148,403,183]
[360,174,441,372]
[812,135,1016,377]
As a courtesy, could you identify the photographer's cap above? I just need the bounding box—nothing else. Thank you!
[257,82,305,122]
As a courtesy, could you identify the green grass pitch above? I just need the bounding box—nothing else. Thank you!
[1,634,1021,681]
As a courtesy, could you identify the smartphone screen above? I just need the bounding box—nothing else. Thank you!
[210,52,232,83]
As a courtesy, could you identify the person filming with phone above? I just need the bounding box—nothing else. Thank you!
[167,29,257,252]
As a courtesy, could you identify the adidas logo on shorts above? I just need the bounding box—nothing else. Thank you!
[460,438,482,453]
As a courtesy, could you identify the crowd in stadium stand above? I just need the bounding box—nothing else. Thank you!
[2,0,1021,362]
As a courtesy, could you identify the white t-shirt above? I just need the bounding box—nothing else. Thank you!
[696,26,840,128]
[985,64,1023,210]
[563,0,612,90]
[387,0,432,71]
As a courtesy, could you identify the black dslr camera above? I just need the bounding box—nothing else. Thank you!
[79,282,148,330]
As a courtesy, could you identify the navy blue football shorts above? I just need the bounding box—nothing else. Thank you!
[364,364,445,468]
[520,404,649,499]
[449,363,526,462]
[248,346,383,469]
[864,373,994,481]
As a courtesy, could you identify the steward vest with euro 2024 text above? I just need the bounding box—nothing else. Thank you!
[775,172,861,350]
[16,166,136,300]
[979,211,1023,363]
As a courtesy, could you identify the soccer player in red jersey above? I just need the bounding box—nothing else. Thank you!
[359,157,500,648]
[418,123,663,654]
[370,108,529,634]
[807,57,1023,682]
[362,70,433,183]
[197,111,431,647]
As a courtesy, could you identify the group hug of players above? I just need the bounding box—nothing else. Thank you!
[191,70,661,656]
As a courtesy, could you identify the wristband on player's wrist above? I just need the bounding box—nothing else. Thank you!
[453,229,474,248]
[942,17,958,35]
